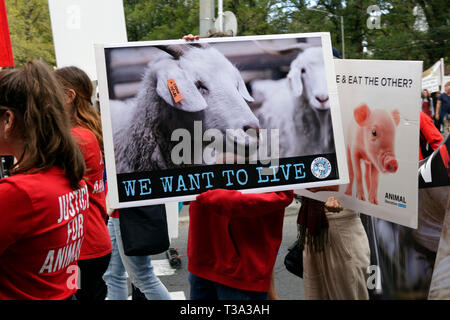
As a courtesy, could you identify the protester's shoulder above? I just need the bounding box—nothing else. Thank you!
[0,176,33,207]
[72,126,97,145]
[438,93,449,101]
[0,176,24,193]
[0,167,70,195]
[72,126,101,157]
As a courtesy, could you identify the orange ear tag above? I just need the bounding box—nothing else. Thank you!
[167,79,183,103]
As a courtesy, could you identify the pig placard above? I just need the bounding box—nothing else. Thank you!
[296,59,421,229]
[344,104,400,204]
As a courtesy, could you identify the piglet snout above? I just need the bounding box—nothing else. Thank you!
[384,157,398,173]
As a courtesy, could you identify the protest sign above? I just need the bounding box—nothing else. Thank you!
[422,58,444,93]
[95,32,348,208]
[297,59,422,228]
[48,0,127,80]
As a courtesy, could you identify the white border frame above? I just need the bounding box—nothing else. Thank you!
[95,32,349,209]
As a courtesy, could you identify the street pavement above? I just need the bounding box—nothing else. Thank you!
[151,199,305,300]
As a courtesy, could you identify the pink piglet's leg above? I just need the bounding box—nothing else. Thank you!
[368,164,379,205]
[344,146,354,195]
[353,152,365,201]
[364,162,371,199]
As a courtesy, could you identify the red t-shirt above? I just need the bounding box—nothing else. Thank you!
[188,189,294,292]
[422,100,432,118]
[419,112,443,160]
[0,167,89,300]
[71,127,112,260]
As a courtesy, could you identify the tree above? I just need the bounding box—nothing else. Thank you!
[361,0,450,69]
[413,0,449,68]
[5,0,55,66]
[223,0,281,36]
[270,0,448,68]
[124,0,199,41]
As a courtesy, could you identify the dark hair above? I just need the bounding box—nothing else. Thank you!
[54,66,104,159]
[0,60,85,189]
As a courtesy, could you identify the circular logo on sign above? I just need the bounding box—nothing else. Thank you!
[311,157,332,179]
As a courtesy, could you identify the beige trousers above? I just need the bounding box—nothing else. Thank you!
[303,209,370,300]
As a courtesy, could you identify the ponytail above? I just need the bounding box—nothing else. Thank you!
[0,60,85,189]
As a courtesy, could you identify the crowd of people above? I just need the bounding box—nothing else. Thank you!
[422,83,450,137]
[0,58,370,301]
[0,39,448,300]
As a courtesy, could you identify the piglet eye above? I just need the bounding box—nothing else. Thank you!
[372,130,377,137]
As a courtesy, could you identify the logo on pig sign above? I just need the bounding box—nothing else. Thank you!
[311,157,331,179]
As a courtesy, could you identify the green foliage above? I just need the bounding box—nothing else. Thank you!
[124,0,199,41]
[123,0,448,68]
[223,0,280,35]
[272,0,449,68]
[5,0,55,66]
[4,0,448,69]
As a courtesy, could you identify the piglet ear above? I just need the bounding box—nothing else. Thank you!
[354,104,370,126]
[287,67,303,97]
[391,109,400,126]
[154,60,207,112]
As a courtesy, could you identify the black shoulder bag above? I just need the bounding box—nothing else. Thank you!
[119,204,170,256]
[284,239,304,278]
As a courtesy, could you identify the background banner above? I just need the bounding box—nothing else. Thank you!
[48,0,127,80]
[422,58,445,93]
[0,0,14,67]
[95,32,349,208]
[297,59,422,228]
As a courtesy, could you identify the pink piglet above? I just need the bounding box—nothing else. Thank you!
[344,104,400,204]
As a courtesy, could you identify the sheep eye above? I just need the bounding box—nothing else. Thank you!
[301,68,306,74]
[372,130,377,137]
[195,81,208,93]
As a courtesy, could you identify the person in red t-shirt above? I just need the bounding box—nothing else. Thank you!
[54,67,112,300]
[188,189,294,300]
[419,111,444,161]
[0,60,88,300]
[421,89,433,119]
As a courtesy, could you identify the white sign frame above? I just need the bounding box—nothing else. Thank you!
[95,32,349,209]
[297,59,422,228]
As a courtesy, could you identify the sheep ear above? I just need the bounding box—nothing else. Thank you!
[287,67,303,97]
[155,63,207,112]
[238,78,254,102]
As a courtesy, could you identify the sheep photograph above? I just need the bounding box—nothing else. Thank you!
[95,33,347,207]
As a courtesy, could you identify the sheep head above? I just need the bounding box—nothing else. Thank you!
[287,46,330,111]
[148,44,260,158]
